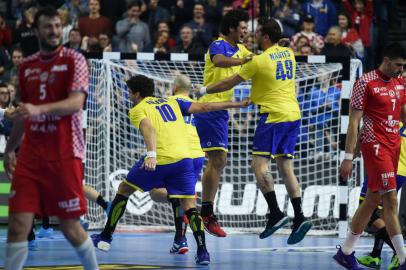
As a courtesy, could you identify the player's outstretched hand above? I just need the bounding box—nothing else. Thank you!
[339,160,353,181]
[4,151,16,180]
[18,103,42,118]
[192,83,203,98]
[142,157,157,171]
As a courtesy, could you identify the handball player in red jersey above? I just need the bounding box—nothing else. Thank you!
[3,6,98,270]
[334,42,406,270]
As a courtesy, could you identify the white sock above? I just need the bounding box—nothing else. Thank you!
[74,237,99,270]
[4,241,28,270]
[391,234,406,265]
[342,231,360,255]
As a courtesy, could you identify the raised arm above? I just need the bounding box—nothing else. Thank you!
[201,74,245,95]
[188,98,250,114]
[139,117,157,171]
[365,0,373,18]
[212,54,253,68]
[339,107,363,180]
[342,0,355,15]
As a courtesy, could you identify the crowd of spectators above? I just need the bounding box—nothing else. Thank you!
[0,0,400,66]
[0,0,397,80]
[0,0,401,158]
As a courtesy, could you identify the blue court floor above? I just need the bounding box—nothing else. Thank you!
[0,229,397,269]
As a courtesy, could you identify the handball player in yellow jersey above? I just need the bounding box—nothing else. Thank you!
[149,74,205,255]
[197,18,311,245]
[91,75,249,265]
[195,9,253,237]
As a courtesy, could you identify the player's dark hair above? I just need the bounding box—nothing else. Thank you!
[338,11,352,28]
[258,18,282,44]
[33,6,59,29]
[69,28,81,34]
[0,82,8,89]
[382,42,406,60]
[220,9,249,36]
[179,24,193,33]
[128,0,142,10]
[194,3,204,9]
[126,75,154,98]
[11,47,23,55]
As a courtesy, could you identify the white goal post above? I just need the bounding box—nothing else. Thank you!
[84,52,363,236]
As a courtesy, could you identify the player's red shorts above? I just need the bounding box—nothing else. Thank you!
[361,142,400,194]
[9,155,87,219]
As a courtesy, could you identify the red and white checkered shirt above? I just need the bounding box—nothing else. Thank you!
[290,31,325,51]
[351,69,406,149]
[18,47,89,161]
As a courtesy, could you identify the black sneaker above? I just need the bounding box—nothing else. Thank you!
[287,218,312,245]
[259,212,288,239]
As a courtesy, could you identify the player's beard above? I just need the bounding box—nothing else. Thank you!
[39,37,62,52]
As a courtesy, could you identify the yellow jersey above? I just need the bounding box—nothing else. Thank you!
[398,123,406,176]
[129,96,193,165]
[200,37,251,103]
[171,95,205,159]
[238,45,301,123]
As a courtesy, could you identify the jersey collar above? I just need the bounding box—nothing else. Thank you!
[375,68,392,82]
[39,46,64,62]
[217,36,238,49]
[264,44,280,53]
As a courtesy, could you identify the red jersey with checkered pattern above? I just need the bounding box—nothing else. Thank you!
[18,46,88,161]
[350,69,406,149]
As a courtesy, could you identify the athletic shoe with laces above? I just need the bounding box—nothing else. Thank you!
[28,239,39,251]
[356,254,381,269]
[169,237,189,254]
[202,214,226,237]
[195,246,210,265]
[259,212,288,239]
[36,227,54,238]
[333,246,365,270]
[287,218,312,245]
[91,233,112,251]
[388,254,399,270]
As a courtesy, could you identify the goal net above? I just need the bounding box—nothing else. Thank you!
[85,56,362,234]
